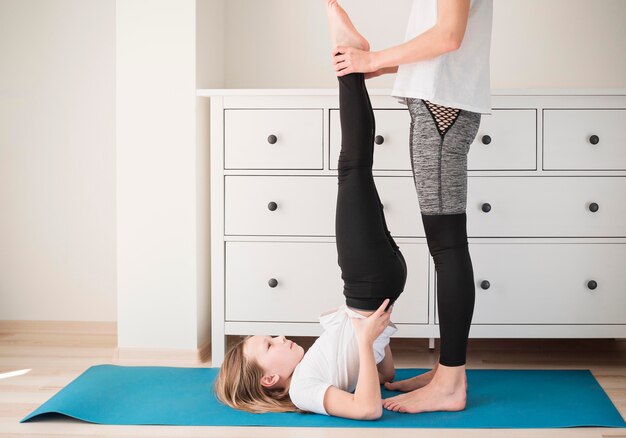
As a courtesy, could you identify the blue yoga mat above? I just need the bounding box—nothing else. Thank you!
[21,365,626,428]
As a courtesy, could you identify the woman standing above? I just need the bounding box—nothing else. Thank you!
[330,0,493,413]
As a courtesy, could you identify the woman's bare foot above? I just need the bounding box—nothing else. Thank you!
[383,365,468,414]
[325,0,370,52]
[384,358,468,393]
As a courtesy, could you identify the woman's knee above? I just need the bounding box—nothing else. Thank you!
[421,212,468,256]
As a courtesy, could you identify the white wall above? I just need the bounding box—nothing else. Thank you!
[222,0,412,88]
[490,0,626,89]
[222,0,626,88]
[197,0,225,89]
[0,0,116,321]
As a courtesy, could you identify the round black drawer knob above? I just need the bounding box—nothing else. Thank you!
[587,280,597,290]
[481,135,491,145]
[375,135,385,145]
[268,278,278,288]
[589,135,599,145]
[589,202,599,212]
[267,134,278,144]
[481,203,491,213]
[267,202,278,211]
[480,280,490,290]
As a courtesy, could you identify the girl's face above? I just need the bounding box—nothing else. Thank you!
[243,335,304,389]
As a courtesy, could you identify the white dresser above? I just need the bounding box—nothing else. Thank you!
[197,88,626,367]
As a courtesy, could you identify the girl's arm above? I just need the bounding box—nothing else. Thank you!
[377,344,395,383]
[323,337,383,420]
[322,300,391,420]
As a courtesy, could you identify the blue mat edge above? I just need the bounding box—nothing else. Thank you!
[19,365,626,428]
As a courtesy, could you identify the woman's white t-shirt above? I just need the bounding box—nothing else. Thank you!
[288,304,398,415]
[391,0,493,114]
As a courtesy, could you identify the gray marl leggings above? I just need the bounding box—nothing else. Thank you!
[406,97,482,367]
[407,98,481,215]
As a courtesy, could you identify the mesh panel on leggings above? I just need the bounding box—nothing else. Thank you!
[423,99,461,137]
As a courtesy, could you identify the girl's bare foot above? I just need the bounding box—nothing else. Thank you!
[325,0,370,52]
[385,362,439,392]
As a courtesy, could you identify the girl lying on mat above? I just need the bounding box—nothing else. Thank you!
[214,299,397,420]
[214,1,407,420]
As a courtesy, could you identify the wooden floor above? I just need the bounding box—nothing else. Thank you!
[1,321,625,438]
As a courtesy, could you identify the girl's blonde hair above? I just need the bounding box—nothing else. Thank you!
[213,335,309,414]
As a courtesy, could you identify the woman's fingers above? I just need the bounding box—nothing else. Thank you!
[333,54,347,73]
[332,50,352,76]
[333,45,347,56]
[333,56,346,67]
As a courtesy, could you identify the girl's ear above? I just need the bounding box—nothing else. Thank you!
[260,373,280,388]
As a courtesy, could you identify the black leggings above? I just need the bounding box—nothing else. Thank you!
[335,73,407,312]
[336,73,475,367]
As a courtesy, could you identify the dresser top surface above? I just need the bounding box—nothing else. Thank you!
[197,88,626,97]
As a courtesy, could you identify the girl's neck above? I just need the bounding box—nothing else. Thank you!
[347,305,376,317]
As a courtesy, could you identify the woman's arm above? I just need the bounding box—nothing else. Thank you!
[372,0,470,71]
[364,65,398,80]
[334,0,470,76]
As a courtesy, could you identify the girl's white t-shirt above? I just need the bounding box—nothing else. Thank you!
[391,0,493,114]
[288,304,398,415]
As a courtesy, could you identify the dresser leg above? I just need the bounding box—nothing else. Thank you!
[429,337,435,350]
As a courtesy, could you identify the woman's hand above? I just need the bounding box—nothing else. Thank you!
[332,46,378,77]
[364,69,385,80]
[364,65,399,80]
[351,298,394,345]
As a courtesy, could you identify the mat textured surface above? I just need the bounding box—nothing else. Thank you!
[21,365,626,428]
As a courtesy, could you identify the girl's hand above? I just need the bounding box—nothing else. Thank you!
[332,46,377,77]
[351,299,394,345]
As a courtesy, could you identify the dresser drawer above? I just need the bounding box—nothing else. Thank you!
[435,243,626,324]
[225,241,430,324]
[543,109,626,170]
[468,110,536,170]
[226,176,626,237]
[225,176,337,235]
[467,176,626,237]
[329,109,536,171]
[330,109,412,170]
[224,109,323,169]
[225,176,424,237]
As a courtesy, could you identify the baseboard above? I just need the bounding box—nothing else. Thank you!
[1,320,212,365]
[114,340,212,365]
[0,319,117,334]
